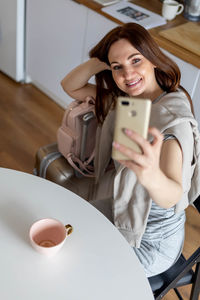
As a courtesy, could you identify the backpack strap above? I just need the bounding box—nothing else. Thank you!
[67,150,95,178]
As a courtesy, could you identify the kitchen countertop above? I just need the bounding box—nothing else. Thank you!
[75,0,200,68]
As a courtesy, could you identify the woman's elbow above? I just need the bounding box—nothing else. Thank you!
[60,78,67,91]
[60,78,71,96]
[164,186,183,209]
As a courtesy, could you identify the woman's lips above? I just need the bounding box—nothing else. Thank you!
[126,78,142,87]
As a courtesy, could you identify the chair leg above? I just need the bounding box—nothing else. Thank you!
[190,262,200,300]
[174,288,184,300]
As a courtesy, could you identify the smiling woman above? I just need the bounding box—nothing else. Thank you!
[108,39,161,100]
[60,22,200,278]
[87,22,185,123]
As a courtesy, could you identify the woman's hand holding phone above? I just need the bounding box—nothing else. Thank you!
[112,97,164,187]
[112,127,164,188]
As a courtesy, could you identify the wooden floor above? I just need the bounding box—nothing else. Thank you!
[0,71,199,300]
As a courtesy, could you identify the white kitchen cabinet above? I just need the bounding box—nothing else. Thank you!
[82,9,200,126]
[162,49,200,99]
[26,0,88,107]
[26,2,200,127]
[162,49,200,126]
[82,8,117,84]
[82,8,117,61]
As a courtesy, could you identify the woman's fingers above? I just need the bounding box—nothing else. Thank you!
[148,127,164,157]
[123,128,150,155]
[124,127,164,154]
[118,159,142,174]
[113,127,164,187]
[148,127,163,146]
[112,127,164,166]
[112,141,144,164]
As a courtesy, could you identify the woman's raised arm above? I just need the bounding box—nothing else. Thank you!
[61,58,110,101]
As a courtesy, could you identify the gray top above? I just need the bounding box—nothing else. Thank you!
[143,133,186,242]
[93,89,200,247]
[143,200,185,242]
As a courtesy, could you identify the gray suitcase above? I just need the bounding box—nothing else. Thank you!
[33,111,96,199]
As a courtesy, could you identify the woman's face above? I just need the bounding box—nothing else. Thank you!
[108,39,160,100]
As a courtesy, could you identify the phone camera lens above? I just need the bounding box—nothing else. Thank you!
[128,110,137,117]
[121,101,129,106]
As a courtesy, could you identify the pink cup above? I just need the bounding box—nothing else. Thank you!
[29,218,73,256]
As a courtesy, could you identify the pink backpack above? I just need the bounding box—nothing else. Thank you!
[57,96,98,177]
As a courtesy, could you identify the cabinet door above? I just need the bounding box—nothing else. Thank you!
[163,49,200,126]
[82,8,117,84]
[26,0,87,107]
[162,49,200,99]
[82,8,117,69]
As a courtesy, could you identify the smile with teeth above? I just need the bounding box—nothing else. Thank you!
[126,78,142,87]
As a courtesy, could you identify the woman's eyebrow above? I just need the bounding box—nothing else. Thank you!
[128,53,140,60]
[110,53,140,65]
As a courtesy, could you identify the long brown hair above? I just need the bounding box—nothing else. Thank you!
[89,22,193,123]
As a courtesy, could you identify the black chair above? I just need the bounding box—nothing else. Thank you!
[148,195,200,300]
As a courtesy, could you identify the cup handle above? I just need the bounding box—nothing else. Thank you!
[176,4,184,15]
[65,224,73,236]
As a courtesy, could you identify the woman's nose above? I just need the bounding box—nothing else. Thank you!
[123,66,134,79]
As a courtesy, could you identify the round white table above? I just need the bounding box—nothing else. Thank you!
[0,168,154,300]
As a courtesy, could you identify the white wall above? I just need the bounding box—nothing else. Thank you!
[0,0,25,81]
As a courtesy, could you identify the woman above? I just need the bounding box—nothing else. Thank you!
[61,23,200,277]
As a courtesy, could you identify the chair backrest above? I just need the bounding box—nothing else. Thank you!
[149,194,200,300]
[193,195,200,213]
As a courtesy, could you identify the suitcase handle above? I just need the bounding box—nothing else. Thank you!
[80,112,95,161]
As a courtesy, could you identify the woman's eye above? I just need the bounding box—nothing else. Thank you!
[113,65,121,71]
[132,58,140,64]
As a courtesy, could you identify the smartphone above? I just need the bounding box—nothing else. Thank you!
[112,97,152,160]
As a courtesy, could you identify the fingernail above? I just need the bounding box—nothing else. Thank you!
[125,129,132,136]
[112,141,120,148]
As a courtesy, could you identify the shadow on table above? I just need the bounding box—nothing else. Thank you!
[0,201,36,245]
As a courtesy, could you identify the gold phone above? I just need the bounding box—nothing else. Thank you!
[112,97,152,160]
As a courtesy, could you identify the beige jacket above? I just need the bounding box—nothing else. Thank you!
[92,90,200,247]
